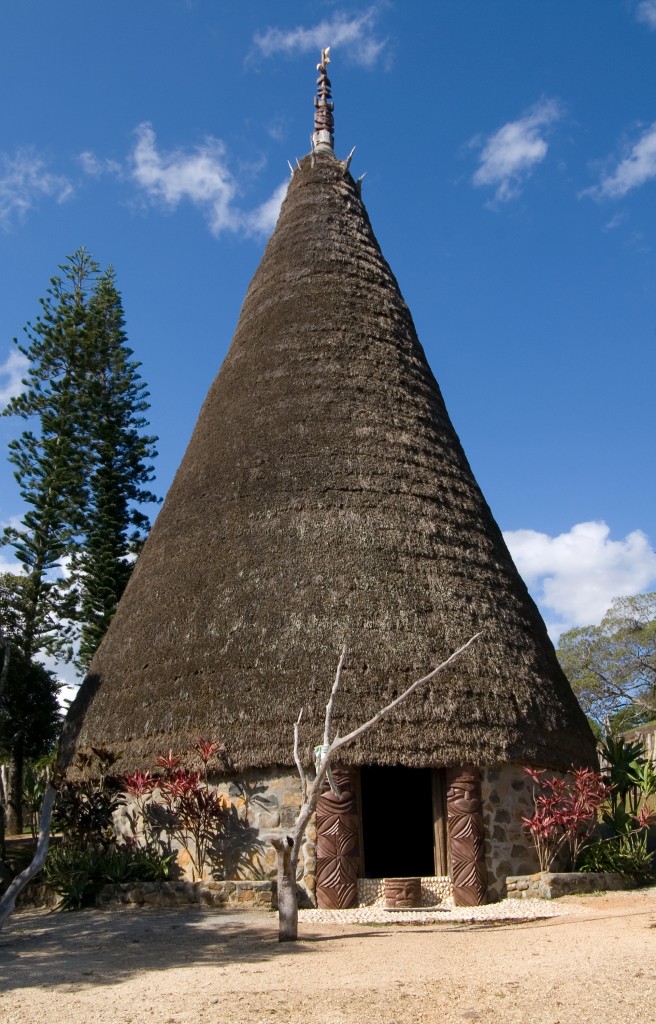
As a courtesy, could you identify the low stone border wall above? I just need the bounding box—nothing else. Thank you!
[16,883,59,910]
[96,879,275,909]
[507,871,631,899]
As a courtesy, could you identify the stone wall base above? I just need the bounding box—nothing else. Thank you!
[96,879,275,910]
[506,871,633,899]
[16,883,59,910]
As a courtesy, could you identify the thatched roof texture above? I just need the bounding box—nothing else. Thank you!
[61,149,596,775]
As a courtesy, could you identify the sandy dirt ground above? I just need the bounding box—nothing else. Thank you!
[1,889,655,1024]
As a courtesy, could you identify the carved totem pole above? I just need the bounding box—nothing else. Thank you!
[315,766,360,909]
[312,47,335,153]
[446,764,488,906]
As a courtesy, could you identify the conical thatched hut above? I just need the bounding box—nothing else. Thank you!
[61,54,596,904]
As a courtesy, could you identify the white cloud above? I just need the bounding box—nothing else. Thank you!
[602,211,626,232]
[503,521,656,640]
[243,180,289,237]
[37,651,81,706]
[252,6,388,68]
[0,349,28,408]
[636,0,656,29]
[0,553,21,575]
[130,123,241,235]
[121,123,286,238]
[79,151,123,177]
[472,99,561,204]
[586,122,656,199]
[0,148,73,229]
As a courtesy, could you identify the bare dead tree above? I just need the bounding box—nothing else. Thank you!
[0,626,9,700]
[0,780,57,931]
[272,633,481,941]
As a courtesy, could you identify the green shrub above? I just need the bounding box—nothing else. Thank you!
[44,842,174,910]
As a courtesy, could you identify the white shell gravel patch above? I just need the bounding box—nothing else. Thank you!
[299,896,580,926]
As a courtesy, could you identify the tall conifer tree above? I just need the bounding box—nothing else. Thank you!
[73,267,158,668]
[1,250,159,826]
[2,248,96,663]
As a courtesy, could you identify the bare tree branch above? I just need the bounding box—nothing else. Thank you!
[293,708,307,803]
[0,627,10,701]
[0,784,57,931]
[326,632,482,760]
[323,644,346,749]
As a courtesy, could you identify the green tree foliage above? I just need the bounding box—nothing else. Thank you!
[0,651,61,762]
[2,251,95,662]
[1,251,158,829]
[71,267,158,668]
[0,574,61,758]
[0,573,61,834]
[2,249,158,670]
[557,593,656,735]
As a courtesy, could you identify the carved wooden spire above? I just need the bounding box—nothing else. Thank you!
[313,47,334,153]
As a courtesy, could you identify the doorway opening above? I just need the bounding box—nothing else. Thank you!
[359,766,437,878]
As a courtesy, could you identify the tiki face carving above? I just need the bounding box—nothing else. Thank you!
[384,877,421,909]
[449,779,481,816]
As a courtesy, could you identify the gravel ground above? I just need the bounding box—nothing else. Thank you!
[299,895,578,925]
[1,886,655,1024]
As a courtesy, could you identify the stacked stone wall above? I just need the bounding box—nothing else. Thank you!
[96,879,275,909]
[506,871,631,899]
[481,764,542,899]
[114,767,317,903]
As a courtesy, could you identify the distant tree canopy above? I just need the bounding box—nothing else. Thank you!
[557,592,656,736]
[0,573,61,761]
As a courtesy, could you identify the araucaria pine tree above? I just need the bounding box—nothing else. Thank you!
[2,249,96,665]
[3,247,158,673]
[73,267,158,668]
[1,250,97,832]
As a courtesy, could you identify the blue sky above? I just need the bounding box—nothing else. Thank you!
[1,1,655,689]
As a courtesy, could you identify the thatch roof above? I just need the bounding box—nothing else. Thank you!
[60,151,596,775]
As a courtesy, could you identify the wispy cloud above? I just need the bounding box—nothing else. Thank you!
[130,123,241,235]
[503,521,656,640]
[602,211,627,232]
[0,349,28,408]
[584,122,656,199]
[636,0,656,29]
[0,148,73,229]
[243,180,289,237]
[252,6,388,69]
[0,554,20,576]
[80,124,288,239]
[79,151,123,178]
[471,99,561,205]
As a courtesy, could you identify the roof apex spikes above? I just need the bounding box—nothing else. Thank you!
[312,47,334,155]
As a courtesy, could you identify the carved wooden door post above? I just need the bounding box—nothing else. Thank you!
[446,764,488,906]
[315,766,360,909]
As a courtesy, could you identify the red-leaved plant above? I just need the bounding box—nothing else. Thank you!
[123,739,226,881]
[522,767,610,872]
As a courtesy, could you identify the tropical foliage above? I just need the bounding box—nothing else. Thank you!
[523,736,656,880]
[123,739,228,881]
[522,767,609,872]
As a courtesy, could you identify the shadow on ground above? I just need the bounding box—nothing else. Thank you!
[0,907,310,991]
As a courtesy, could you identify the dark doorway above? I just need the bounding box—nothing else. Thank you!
[360,766,435,878]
